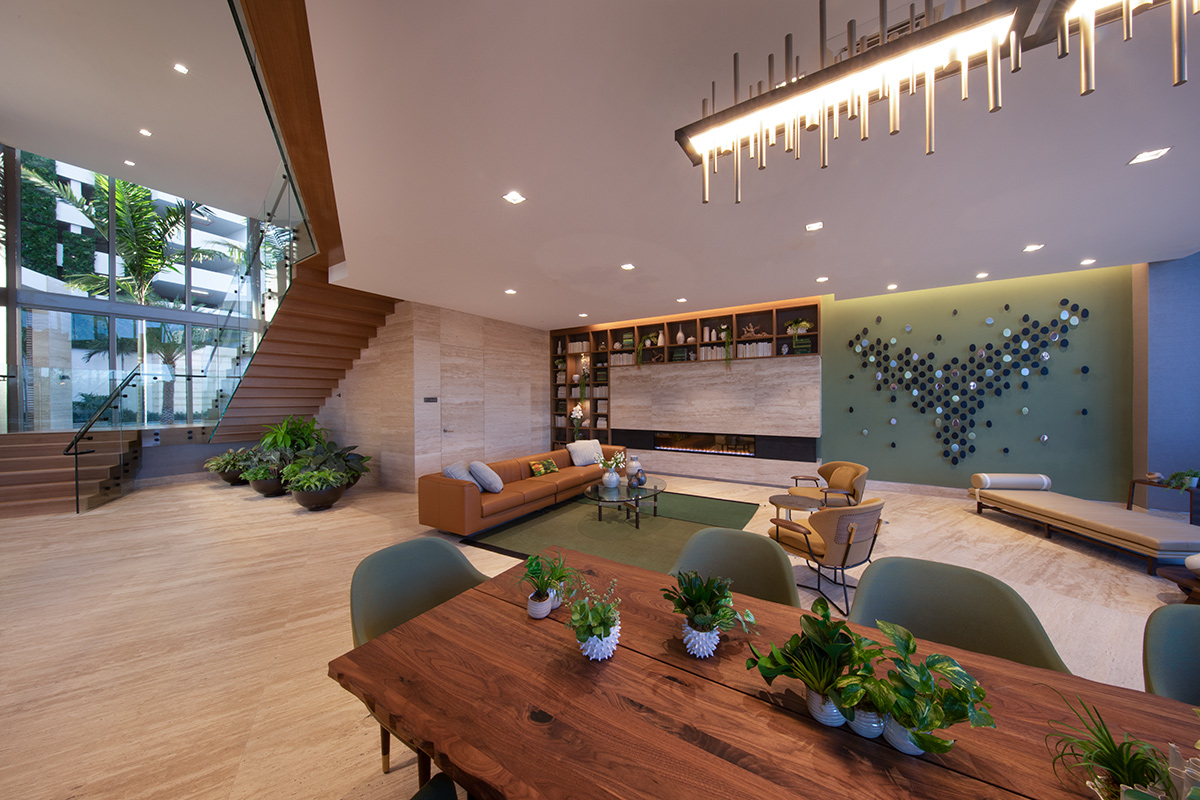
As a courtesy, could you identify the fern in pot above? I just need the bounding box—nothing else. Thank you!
[661,571,755,659]
[745,597,856,727]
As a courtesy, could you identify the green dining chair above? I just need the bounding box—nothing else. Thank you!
[411,773,458,800]
[847,556,1070,673]
[671,528,803,608]
[351,537,488,784]
[1143,603,1200,704]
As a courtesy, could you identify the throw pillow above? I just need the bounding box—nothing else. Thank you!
[529,459,560,477]
[566,439,604,467]
[469,461,504,493]
[442,461,481,489]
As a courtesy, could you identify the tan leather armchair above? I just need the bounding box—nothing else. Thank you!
[788,460,869,508]
[769,498,884,614]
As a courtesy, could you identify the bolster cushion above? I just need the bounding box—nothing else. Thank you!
[971,473,1052,491]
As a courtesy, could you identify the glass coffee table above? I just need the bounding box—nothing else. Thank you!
[584,477,667,529]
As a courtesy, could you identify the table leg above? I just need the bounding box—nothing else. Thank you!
[633,499,641,529]
[597,502,603,522]
[1127,480,1136,511]
[1191,488,1198,526]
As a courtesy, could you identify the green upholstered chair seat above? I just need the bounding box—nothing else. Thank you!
[1143,603,1200,704]
[670,528,802,608]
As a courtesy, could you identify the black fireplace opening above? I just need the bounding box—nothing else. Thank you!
[611,429,817,463]
[654,432,754,457]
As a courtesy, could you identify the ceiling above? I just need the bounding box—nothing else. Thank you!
[3,1,1197,332]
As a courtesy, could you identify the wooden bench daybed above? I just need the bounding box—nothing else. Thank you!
[969,473,1200,574]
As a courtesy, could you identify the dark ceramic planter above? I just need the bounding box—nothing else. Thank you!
[249,477,287,497]
[293,485,346,511]
[218,470,249,486]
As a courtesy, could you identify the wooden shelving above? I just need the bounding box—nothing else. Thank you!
[549,297,821,449]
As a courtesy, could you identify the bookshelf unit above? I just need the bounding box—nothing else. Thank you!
[549,297,821,449]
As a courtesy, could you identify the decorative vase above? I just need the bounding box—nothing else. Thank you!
[656,331,664,347]
[579,621,620,661]
[527,592,553,619]
[1184,552,1200,577]
[293,485,346,511]
[703,326,711,341]
[805,689,846,727]
[883,716,925,755]
[676,326,685,344]
[682,623,720,658]
[602,468,620,488]
[847,708,885,738]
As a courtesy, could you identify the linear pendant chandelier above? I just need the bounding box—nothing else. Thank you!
[675,0,1193,203]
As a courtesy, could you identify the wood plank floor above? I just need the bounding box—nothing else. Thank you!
[0,476,1187,800]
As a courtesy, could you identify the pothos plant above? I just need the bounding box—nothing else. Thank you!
[746,597,857,711]
[566,577,620,642]
[661,571,756,635]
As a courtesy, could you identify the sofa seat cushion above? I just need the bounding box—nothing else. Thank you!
[479,487,530,517]
[510,478,557,503]
[531,465,604,495]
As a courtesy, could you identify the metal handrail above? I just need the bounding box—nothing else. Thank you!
[63,363,141,514]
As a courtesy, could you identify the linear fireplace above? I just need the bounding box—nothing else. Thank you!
[654,432,754,457]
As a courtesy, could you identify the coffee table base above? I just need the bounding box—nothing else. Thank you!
[596,497,659,529]
[1156,566,1200,605]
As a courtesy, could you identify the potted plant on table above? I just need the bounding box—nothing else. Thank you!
[282,464,350,510]
[834,631,892,738]
[518,554,576,619]
[662,571,756,659]
[599,451,626,488]
[203,448,253,485]
[746,597,857,727]
[1165,469,1200,492]
[874,619,994,755]
[566,577,621,661]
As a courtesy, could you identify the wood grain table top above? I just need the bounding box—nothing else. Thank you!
[329,548,1199,800]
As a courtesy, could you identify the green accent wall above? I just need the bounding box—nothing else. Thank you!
[822,267,1133,501]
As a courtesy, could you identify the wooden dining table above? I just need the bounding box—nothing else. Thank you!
[328,548,1199,800]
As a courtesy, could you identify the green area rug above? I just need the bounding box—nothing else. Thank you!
[466,493,759,574]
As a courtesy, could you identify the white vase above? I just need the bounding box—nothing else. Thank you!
[1184,552,1200,577]
[883,716,925,755]
[805,689,846,727]
[527,592,553,619]
[602,468,620,488]
[847,708,885,738]
[682,623,721,658]
[579,623,621,661]
[676,326,685,344]
[549,587,563,609]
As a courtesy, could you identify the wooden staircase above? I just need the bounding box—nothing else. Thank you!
[209,265,397,443]
[0,430,142,517]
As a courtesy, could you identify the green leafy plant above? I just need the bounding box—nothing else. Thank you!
[1045,689,1172,800]
[260,415,326,453]
[1165,469,1200,493]
[566,577,620,642]
[239,446,289,480]
[203,448,253,474]
[875,619,994,754]
[746,597,856,705]
[719,324,733,366]
[783,317,814,350]
[517,554,559,601]
[286,469,349,492]
[240,465,274,482]
[833,631,894,717]
[288,440,371,482]
[662,571,756,634]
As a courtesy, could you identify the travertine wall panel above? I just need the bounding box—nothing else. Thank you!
[610,357,821,438]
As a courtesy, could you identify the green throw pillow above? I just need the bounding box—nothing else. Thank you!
[530,459,559,477]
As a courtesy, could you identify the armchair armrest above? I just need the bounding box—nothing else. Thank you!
[819,488,856,505]
[791,474,821,487]
[770,517,812,535]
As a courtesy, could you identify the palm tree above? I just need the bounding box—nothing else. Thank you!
[21,168,215,304]
[77,324,197,425]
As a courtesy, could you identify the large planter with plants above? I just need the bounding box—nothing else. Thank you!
[290,440,372,490]
[661,571,755,659]
[248,477,287,497]
[566,577,621,661]
[288,469,350,511]
[204,448,253,486]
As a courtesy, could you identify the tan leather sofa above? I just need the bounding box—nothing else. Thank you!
[418,445,627,536]
[970,473,1200,574]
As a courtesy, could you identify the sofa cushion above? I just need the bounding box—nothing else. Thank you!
[469,461,504,493]
[566,439,604,466]
[442,461,480,489]
[531,465,604,494]
[530,458,560,477]
[511,478,557,503]
[479,487,528,517]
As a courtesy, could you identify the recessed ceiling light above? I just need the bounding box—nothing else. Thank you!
[976,272,989,279]
[620,263,635,271]
[816,276,829,283]
[1080,258,1097,266]
[173,63,189,75]
[504,289,517,295]
[124,160,135,167]
[578,313,588,317]
[139,128,152,137]
[887,284,898,291]
[502,190,525,204]
[805,221,824,232]
[1129,147,1170,165]
[676,298,687,303]
[1022,243,1044,253]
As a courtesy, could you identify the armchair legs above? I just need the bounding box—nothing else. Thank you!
[798,563,857,616]
[380,725,432,787]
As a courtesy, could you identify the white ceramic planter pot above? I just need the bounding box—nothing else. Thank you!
[549,587,563,609]
[847,708,885,738]
[579,623,621,661]
[805,689,846,727]
[527,592,553,619]
[602,469,620,488]
[883,716,925,755]
[682,623,721,658]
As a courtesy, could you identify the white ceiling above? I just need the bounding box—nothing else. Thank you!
[3,1,1196,332]
[0,0,280,219]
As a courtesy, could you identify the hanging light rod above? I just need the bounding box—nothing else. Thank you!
[675,0,1019,203]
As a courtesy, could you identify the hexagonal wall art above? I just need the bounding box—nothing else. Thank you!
[849,298,1090,464]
